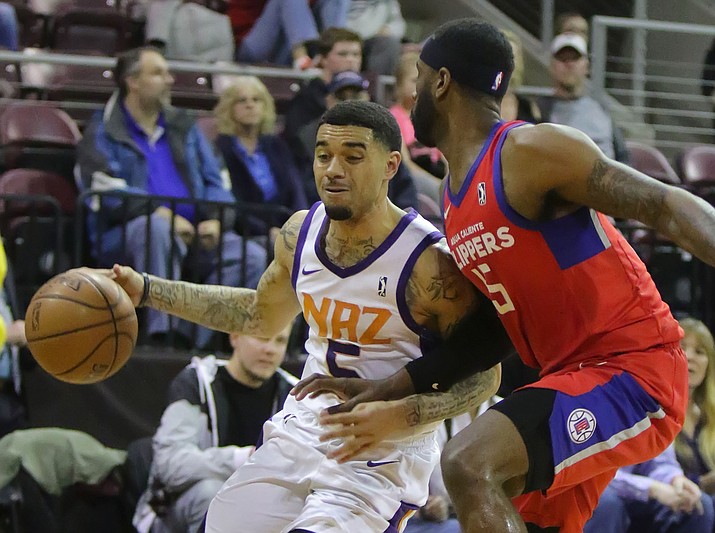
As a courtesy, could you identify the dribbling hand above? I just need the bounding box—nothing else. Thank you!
[110,265,145,307]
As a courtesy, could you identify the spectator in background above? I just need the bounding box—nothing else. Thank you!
[214,76,307,240]
[345,0,405,76]
[296,70,417,209]
[675,318,715,512]
[76,46,267,349]
[0,3,18,51]
[500,29,541,123]
[226,0,350,68]
[538,33,630,163]
[133,325,296,533]
[583,444,714,533]
[283,27,362,174]
[390,52,444,179]
[555,11,589,40]
[0,241,27,439]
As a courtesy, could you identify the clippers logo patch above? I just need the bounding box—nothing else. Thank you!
[492,71,503,92]
[378,276,387,297]
[568,408,597,444]
[477,182,487,205]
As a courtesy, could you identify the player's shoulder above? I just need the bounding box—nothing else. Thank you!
[277,209,310,253]
[506,122,595,157]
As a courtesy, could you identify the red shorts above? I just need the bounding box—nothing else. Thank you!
[495,343,687,532]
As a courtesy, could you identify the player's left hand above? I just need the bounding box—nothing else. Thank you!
[291,373,373,402]
[317,400,418,462]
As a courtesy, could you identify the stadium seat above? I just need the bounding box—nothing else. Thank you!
[678,144,715,207]
[625,141,680,185]
[49,7,128,54]
[0,168,77,312]
[45,63,115,104]
[170,70,216,110]
[7,1,45,48]
[679,144,715,186]
[0,103,80,179]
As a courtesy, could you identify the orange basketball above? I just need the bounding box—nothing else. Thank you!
[24,270,138,384]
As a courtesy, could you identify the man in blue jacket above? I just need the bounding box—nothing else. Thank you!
[76,46,267,348]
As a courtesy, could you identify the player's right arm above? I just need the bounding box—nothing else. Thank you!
[110,210,306,338]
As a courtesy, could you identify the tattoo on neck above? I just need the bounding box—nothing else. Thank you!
[324,235,377,268]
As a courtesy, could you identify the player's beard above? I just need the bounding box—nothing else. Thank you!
[324,205,352,220]
[411,86,438,148]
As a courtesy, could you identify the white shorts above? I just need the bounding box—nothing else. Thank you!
[206,404,439,533]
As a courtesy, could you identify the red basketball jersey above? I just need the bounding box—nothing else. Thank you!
[443,121,682,376]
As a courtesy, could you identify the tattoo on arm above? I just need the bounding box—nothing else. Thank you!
[586,159,666,227]
[147,278,261,334]
[279,218,302,253]
[401,367,499,427]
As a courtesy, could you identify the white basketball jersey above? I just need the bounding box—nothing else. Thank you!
[288,203,443,416]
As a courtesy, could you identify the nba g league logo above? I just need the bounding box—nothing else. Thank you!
[568,408,597,444]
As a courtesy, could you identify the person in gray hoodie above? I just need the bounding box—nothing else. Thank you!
[133,324,297,533]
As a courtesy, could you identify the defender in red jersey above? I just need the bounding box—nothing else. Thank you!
[291,17,715,533]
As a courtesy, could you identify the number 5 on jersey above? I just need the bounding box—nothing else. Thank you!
[471,263,515,315]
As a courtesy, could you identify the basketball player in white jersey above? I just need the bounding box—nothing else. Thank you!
[107,100,501,532]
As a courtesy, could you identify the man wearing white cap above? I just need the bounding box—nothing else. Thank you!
[539,32,630,163]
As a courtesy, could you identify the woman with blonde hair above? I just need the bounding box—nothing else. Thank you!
[214,76,306,237]
[676,317,715,507]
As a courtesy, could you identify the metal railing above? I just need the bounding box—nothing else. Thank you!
[0,49,397,114]
[591,16,715,158]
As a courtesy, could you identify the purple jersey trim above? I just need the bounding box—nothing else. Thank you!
[445,120,503,208]
[491,124,610,269]
[385,501,420,533]
[550,371,664,476]
[396,231,443,346]
[291,202,320,290]
[315,209,419,278]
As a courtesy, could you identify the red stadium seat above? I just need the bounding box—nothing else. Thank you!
[625,141,680,185]
[170,70,216,110]
[0,168,77,311]
[679,144,715,187]
[0,102,81,179]
[49,7,129,54]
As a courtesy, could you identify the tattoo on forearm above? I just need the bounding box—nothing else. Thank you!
[147,278,261,334]
[401,367,499,427]
[586,159,665,227]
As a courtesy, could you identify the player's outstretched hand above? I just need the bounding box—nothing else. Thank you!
[317,400,417,462]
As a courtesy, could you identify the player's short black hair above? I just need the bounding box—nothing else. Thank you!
[425,18,514,97]
[319,101,402,153]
